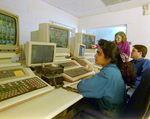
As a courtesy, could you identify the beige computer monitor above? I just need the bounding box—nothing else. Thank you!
[31,23,70,57]
[24,41,56,67]
[0,8,21,66]
[74,33,96,56]
[70,43,85,58]
[0,9,20,59]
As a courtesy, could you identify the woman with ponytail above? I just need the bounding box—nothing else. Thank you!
[73,39,135,118]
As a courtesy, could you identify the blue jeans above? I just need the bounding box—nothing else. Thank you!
[72,97,124,119]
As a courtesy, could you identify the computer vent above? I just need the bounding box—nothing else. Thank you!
[102,0,131,6]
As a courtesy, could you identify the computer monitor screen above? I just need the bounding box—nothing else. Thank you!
[50,27,68,48]
[31,45,54,64]
[79,44,85,57]
[71,43,85,58]
[0,8,20,59]
[25,41,56,67]
[0,14,16,45]
[82,35,95,49]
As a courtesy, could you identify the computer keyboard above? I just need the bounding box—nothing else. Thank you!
[0,77,48,102]
[0,76,54,110]
[64,67,92,78]
[74,59,87,66]
[87,58,95,63]
[56,60,95,82]
[58,62,77,68]
[0,69,24,79]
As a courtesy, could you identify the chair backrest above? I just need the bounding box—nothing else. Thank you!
[123,67,150,118]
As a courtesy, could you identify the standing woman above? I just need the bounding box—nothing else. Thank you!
[114,31,130,57]
[92,31,130,57]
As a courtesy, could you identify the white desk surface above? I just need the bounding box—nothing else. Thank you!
[0,88,83,119]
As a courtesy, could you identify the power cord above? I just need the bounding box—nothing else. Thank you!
[52,74,64,88]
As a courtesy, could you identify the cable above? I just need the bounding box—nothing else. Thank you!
[52,74,64,88]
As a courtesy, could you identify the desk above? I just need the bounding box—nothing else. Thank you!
[0,88,83,119]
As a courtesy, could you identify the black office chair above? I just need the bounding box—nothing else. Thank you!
[73,67,150,119]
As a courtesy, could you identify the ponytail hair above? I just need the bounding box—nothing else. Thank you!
[117,54,135,85]
[98,39,135,86]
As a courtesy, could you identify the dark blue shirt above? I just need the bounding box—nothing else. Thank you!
[77,63,127,110]
[130,57,150,86]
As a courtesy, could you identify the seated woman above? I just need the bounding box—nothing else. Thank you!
[73,39,135,118]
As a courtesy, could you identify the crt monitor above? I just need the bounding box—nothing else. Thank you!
[74,33,96,55]
[31,23,70,56]
[24,41,56,67]
[71,43,85,58]
[83,34,95,49]
[0,8,20,61]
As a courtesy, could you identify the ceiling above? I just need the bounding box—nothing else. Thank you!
[42,0,150,18]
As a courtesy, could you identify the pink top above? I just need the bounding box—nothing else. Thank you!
[95,41,130,57]
[117,41,130,57]
[96,44,99,49]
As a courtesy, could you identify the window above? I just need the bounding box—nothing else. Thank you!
[84,25,127,44]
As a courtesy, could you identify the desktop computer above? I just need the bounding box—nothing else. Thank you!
[30,23,97,82]
[70,33,102,70]
[31,23,71,62]
[0,9,54,110]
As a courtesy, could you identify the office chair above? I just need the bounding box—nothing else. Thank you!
[73,67,150,119]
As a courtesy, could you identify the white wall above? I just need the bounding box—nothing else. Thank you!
[79,7,150,59]
[0,0,79,45]
[1,1,150,59]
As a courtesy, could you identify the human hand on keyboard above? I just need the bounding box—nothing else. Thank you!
[85,64,99,74]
